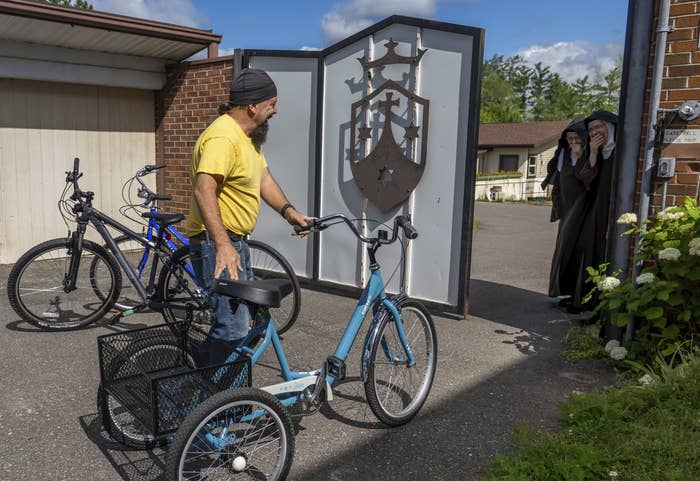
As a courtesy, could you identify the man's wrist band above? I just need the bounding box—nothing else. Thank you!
[280,202,294,218]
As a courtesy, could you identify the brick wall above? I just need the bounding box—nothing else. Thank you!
[646,0,700,211]
[155,56,234,215]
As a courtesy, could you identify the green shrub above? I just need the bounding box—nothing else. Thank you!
[586,197,700,363]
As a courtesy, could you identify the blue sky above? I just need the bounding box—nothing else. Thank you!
[91,0,629,82]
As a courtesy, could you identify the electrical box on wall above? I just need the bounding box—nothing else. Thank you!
[657,157,676,178]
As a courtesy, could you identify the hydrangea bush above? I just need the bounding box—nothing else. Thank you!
[586,197,700,361]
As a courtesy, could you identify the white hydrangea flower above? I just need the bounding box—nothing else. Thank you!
[598,276,621,292]
[638,374,655,386]
[616,212,638,224]
[604,339,620,353]
[609,471,619,478]
[635,272,656,284]
[609,346,628,361]
[689,238,700,256]
[658,247,681,261]
[657,209,685,222]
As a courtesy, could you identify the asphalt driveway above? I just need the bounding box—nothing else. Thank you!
[0,201,614,481]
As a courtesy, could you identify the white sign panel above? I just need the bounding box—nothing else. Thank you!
[664,128,700,144]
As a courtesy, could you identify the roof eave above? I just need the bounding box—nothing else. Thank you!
[0,0,221,46]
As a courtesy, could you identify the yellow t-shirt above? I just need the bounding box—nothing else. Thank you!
[184,114,268,237]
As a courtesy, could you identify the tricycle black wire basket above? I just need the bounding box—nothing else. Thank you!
[98,321,251,436]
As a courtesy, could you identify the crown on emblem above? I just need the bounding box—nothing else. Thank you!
[357,38,427,72]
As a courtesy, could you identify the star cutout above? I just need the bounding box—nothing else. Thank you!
[358,126,372,141]
[404,123,420,140]
[378,166,394,186]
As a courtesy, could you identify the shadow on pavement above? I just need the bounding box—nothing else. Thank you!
[79,413,165,481]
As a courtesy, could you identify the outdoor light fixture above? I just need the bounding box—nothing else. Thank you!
[677,100,700,122]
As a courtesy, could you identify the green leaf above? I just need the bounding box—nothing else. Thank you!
[607,297,624,310]
[652,316,668,328]
[661,325,680,340]
[644,306,665,320]
[668,293,685,306]
[656,290,671,301]
[639,289,656,305]
[679,310,692,322]
[611,312,632,327]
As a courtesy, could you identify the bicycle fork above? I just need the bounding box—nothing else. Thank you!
[360,294,417,382]
[63,223,88,293]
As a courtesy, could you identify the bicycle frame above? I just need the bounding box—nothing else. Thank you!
[133,206,193,279]
[227,264,416,409]
[69,205,188,305]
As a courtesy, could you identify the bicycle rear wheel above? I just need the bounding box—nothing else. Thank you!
[164,387,294,481]
[364,300,437,426]
[157,246,212,326]
[7,238,121,330]
[248,240,301,335]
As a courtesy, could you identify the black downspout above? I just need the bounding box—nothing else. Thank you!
[604,0,655,340]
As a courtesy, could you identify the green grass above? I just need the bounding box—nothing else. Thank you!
[561,325,607,362]
[479,351,700,481]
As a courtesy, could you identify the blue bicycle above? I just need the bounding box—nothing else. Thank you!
[94,164,302,334]
[99,213,437,480]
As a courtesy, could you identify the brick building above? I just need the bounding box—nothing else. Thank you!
[648,0,700,209]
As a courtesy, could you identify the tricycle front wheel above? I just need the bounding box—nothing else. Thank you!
[164,387,294,481]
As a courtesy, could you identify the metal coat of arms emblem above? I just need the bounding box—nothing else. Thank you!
[349,39,429,212]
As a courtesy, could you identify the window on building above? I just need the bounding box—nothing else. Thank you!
[499,154,519,172]
[527,155,537,178]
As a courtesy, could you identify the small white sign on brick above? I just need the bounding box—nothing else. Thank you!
[664,128,700,144]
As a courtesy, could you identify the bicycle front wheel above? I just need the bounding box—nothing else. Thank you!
[164,387,294,481]
[7,238,122,330]
[364,300,437,426]
[248,240,301,335]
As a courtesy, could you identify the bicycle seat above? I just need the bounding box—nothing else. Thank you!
[212,279,293,308]
[141,212,184,226]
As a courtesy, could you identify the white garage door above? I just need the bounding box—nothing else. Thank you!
[0,79,155,263]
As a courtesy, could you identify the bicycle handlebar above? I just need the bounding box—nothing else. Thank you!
[293,214,418,244]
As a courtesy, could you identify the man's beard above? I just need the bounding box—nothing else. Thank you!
[250,120,270,151]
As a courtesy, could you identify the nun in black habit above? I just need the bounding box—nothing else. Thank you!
[542,120,589,307]
[569,110,619,310]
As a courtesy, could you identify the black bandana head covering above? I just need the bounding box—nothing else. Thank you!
[229,68,277,106]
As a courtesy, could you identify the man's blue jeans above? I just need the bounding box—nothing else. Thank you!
[190,236,253,366]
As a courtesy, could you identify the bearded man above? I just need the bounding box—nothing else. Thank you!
[185,68,311,364]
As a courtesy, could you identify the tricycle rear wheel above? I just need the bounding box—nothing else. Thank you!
[164,387,294,481]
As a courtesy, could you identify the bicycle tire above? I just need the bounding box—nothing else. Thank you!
[364,300,437,426]
[93,234,157,311]
[247,240,301,335]
[158,242,301,334]
[157,246,212,326]
[164,387,294,481]
[98,338,193,449]
[7,238,122,330]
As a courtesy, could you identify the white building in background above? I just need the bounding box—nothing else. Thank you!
[476,120,569,201]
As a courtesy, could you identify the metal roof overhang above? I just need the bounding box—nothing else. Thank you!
[0,0,221,61]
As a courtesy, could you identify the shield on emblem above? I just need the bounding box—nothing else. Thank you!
[349,80,429,213]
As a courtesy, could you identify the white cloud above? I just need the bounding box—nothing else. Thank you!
[321,0,437,44]
[91,0,207,28]
[515,41,623,83]
[300,46,322,51]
